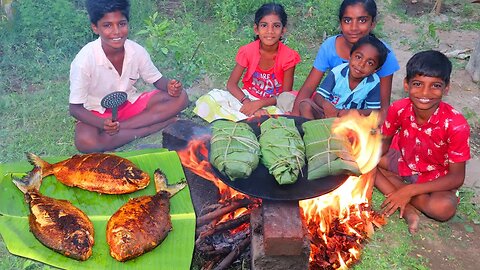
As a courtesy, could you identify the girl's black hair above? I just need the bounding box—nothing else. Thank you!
[254,3,288,40]
[350,34,389,69]
[338,0,377,21]
[86,0,130,25]
[406,50,452,84]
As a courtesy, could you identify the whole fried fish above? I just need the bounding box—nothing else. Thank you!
[13,167,95,261]
[106,169,186,262]
[26,152,150,194]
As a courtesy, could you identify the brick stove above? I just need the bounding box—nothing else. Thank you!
[163,120,310,270]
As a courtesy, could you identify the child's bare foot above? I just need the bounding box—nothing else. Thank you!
[403,205,420,234]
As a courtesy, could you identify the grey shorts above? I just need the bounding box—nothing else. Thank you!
[384,148,419,184]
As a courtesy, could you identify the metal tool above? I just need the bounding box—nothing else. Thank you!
[100,91,127,121]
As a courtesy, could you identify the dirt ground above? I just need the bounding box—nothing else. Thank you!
[380,2,480,270]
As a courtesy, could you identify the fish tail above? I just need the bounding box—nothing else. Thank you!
[26,152,53,175]
[153,169,186,197]
[12,166,43,193]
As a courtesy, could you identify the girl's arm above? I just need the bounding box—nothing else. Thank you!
[291,67,324,115]
[281,66,295,92]
[226,63,247,102]
[379,75,394,123]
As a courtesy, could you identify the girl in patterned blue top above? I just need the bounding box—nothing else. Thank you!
[291,0,399,123]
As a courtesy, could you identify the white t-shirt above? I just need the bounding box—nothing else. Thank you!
[69,38,162,113]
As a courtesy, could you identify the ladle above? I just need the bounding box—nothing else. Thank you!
[100,91,127,121]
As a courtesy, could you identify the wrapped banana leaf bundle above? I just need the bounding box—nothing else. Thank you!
[209,119,260,181]
[302,118,360,180]
[259,117,305,185]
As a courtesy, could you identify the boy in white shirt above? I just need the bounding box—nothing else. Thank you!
[69,0,188,153]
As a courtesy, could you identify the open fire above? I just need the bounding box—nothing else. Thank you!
[177,112,386,269]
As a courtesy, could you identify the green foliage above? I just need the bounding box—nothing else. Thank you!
[135,12,204,86]
[457,187,480,224]
[0,0,92,92]
[462,107,480,129]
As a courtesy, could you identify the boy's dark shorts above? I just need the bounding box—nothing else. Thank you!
[384,148,419,184]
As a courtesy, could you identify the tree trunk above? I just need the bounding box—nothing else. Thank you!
[466,35,480,83]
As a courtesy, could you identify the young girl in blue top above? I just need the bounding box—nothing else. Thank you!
[291,0,399,122]
[194,3,301,122]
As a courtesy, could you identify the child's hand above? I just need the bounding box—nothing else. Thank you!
[103,118,119,135]
[240,100,263,116]
[167,79,183,97]
[381,186,414,218]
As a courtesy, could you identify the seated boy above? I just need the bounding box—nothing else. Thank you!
[298,35,388,120]
[69,0,188,153]
[376,50,471,234]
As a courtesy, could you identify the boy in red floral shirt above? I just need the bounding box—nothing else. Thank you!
[375,50,470,234]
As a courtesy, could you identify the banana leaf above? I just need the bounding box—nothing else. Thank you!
[259,117,305,185]
[302,118,360,180]
[209,119,260,181]
[0,149,195,270]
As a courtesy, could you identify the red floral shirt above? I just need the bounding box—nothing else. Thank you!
[381,98,470,183]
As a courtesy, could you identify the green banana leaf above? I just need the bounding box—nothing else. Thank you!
[259,117,305,185]
[0,149,196,270]
[302,119,360,180]
[210,119,260,181]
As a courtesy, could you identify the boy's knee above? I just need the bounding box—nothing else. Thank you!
[298,100,311,113]
[425,197,457,221]
[75,135,102,153]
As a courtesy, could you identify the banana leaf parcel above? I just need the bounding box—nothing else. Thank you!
[259,117,305,185]
[209,119,260,181]
[302,118,360,180]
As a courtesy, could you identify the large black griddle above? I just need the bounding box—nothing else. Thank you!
[210,115,349,201]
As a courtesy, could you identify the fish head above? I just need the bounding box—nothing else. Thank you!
[64,229,94,260]
[109,228,143,261]
[124,166,150,188]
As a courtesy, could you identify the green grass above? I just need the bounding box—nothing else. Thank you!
[1,0,479,269]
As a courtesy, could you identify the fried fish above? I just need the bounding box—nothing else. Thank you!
[26,152,150,194]
[106,169,186,262]
[13,167,95,261]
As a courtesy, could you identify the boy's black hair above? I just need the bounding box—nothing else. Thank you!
[338,0,377,21]
[86,0,130,25]
[350,34,389,69]
[406,50,452,84]
[254,3,287,40]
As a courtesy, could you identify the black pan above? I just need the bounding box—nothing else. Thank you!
[210,115,348,201]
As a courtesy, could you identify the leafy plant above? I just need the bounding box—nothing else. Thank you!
[0,0,92,92]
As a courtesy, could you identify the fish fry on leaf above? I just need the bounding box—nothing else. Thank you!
[106,169,186,262]
[26,152,150,194]
[13,167,95,261]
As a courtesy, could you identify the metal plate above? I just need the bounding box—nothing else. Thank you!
[211,115,348,201]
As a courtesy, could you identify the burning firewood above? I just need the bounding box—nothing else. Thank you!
[213,234,251,270]
[196,198,255,226]
[197,214,250,242]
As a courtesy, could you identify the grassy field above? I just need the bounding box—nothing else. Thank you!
[1,0,479,269]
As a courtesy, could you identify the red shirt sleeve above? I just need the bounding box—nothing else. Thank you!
[447,116,471,163]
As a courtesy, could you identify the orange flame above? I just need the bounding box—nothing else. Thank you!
[300,111,384,269]
[177,136,249,203]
